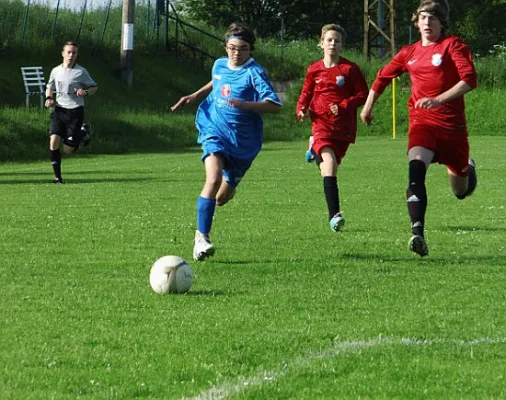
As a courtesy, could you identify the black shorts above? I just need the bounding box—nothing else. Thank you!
[49,106,85,148]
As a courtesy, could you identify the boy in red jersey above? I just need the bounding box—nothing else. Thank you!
[360,0,478,257]
[296,24,368,232]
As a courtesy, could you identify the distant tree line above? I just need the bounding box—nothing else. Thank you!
[178,0,506,53]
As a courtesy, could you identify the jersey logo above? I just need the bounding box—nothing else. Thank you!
[408,59,417,65]
[336,75,345,86]
[221,84,231,97]
[315,79,323,83]
[213,74,221,80]
[431,54,442,67]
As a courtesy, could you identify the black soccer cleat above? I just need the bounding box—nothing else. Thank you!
[53,177,64,184]
[81,123,91,147]
[409,234,429,257]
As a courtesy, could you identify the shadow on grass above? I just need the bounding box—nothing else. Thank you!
[445,225,506,232]
[0,177,153,185]
[0,170,130,176]
[340,253,506,266]
[186,289,227,296]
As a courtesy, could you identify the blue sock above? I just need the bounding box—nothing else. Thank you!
[196,196,216,235]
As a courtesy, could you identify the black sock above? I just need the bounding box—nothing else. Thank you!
[407,160,427,236]
[466,162,477,195]
[50,149,62,180]
[323,176,340,220]
[456,162,478,200]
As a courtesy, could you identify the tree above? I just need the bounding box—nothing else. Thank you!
[178,0,506,54]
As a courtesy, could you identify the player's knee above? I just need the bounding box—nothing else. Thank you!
[205,177,222,193]
[50,135,61,148]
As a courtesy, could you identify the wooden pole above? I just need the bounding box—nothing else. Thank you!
[390,0,396,54]
[363,0,369,57]
[121,0,135,87]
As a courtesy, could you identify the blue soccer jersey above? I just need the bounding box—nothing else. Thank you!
[195,57,281,161]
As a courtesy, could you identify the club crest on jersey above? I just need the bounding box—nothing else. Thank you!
[336,75,345,86]
[221,84,231,97]
[431,54,442,67]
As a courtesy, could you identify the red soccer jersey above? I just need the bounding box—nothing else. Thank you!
[371,35,477,130]
[297,57,368,143]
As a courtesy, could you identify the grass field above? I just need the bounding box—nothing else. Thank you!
[1,137,505,399]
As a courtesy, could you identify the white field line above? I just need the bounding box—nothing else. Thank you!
[184,336,506,400]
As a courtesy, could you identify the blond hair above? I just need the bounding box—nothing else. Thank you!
[320,24,346,45]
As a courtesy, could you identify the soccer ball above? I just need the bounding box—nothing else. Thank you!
[149,256,194,294]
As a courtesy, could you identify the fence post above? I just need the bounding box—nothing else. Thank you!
[146,0,150,40]
[77,0,88,41]
[22,0,31,41]
[101,0,113,46]
[121,0,135,87]
[51,0,61,38]
[165,0,169,50]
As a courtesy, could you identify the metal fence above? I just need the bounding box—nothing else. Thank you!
[0,0,222,67]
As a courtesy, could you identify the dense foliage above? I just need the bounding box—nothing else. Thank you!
[179,0,506,53]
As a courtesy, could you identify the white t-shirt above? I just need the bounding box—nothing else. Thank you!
[47,64,97,109]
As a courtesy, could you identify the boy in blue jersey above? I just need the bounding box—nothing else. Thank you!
[171,23,282,261]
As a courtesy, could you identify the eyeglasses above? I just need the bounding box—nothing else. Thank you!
[225,45,250,53]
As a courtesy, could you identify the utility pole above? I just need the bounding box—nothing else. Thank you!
[363,0,395,59]
[121,0,135,87]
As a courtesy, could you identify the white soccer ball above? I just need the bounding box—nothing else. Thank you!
[149,256,194,294]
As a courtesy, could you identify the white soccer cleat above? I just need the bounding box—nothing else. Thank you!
[193,231,215,261]
[330,213,345,232]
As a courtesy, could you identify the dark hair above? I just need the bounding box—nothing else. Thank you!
[224,23,256,51]
[411,0,450,31]
[62,41,79,50]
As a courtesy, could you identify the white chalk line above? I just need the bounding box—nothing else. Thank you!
[183,336,506,400]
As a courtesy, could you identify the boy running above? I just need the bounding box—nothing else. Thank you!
[360,0,478,257]
[296,24,368,232]
[45,41,97,184]
[171,23,281,261]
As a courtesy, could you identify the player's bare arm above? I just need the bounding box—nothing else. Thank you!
[76,86,98,97]
[360,89,381,125]
[45,88,54,108]
[297,108,307,121]
[171,81,213,112]
[415,81,473,110]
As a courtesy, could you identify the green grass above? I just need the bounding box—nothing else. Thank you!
[1,137,505,399]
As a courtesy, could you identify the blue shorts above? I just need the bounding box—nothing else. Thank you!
[201,138,254,188]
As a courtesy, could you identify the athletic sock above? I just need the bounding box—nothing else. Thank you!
[196,196,216,236]
[407,160,427,236]
[50,149,62,180]
[466,161,477,196]
[323,176,340,220]
[457,161,477,200]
